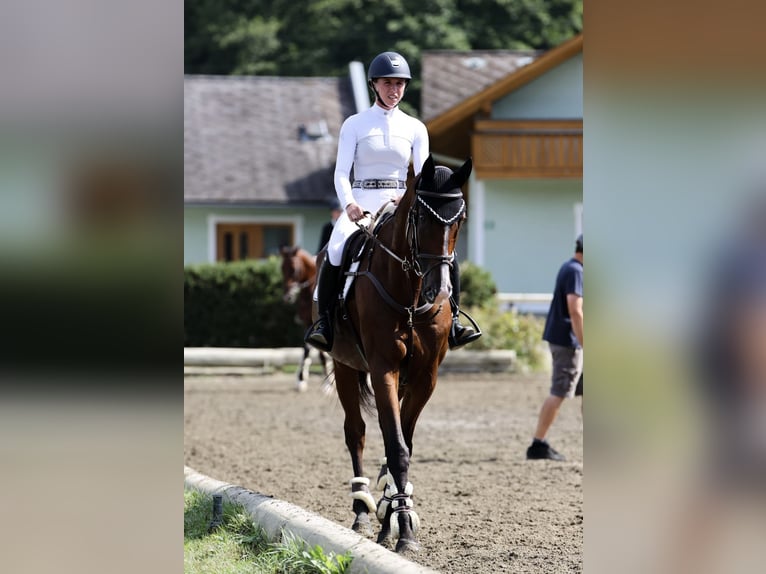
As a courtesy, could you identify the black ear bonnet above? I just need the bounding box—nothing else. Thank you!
[416,166,466,224]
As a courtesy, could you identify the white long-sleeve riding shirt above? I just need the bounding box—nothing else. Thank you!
[326,104,428,265]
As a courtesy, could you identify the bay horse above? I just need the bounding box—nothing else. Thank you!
[318,155,472,553]
[279,246,332,392]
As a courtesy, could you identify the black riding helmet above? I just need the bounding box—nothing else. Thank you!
[367,51,412,81]
[368,51,411,108]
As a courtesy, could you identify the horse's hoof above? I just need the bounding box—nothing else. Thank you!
[376,528,394,550]
[395,538,420,556]
[351,516,374,538]
[295,380,308,393]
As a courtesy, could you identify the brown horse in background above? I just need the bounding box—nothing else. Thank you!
[279,246,332,392]
[318,155,473,553]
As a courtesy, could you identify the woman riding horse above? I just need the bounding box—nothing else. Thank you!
[321,154,475,553]
[305,50,480,353]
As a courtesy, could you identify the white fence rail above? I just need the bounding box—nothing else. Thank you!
[496,293,552,314]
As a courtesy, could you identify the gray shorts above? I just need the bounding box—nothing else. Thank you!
[549,344,583,398]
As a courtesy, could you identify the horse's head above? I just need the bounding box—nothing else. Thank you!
[408,155,472,305]
[279,245,313,303]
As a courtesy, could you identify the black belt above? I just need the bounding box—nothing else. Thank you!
[352,180,406,189]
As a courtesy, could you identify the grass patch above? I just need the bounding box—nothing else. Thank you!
[184,489,352,574]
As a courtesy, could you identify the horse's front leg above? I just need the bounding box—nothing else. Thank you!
[318,351,336,395]
[372,370,420,554]
[295,344,311,392]
[334,363,375,537]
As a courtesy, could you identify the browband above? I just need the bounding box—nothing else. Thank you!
[415,189,463,199]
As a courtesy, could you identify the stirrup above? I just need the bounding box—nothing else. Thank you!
[305,316,333,352]
[448,311,482,350]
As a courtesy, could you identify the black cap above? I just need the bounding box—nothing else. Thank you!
[575,234,583,253]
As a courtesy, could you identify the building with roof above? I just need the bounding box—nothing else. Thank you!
[184,74,357,263]
[184,35,582,299]
[424,34,583,295]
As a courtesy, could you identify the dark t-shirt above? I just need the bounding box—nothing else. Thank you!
[542,257,583,348]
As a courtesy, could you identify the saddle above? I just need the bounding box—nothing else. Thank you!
[338,201,397,304]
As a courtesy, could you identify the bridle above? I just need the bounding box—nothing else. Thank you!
[352,182,465,324]
[407,187,465,285]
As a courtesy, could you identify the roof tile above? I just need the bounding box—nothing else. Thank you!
[421,50,540,121]
[184,75,355,205]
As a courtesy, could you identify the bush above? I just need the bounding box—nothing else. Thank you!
[463,305,548,372]
[184,257,304,348]
[454,261,548,371]
[458,261,497,308]
[184,257,548,371]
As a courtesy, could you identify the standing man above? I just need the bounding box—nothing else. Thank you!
[317,198,342,254]
[526,234,583,461]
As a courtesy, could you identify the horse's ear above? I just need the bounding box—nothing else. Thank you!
[419,154,435,187]
[445,157,472,190]
[448,157,472,189]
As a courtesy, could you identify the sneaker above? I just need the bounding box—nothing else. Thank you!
[526,439,566,461]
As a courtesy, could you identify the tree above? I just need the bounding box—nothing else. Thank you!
[184,0,583,117]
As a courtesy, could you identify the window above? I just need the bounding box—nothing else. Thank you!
[215,223,294,261]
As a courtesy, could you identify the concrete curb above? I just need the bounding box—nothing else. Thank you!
[184,466,439,574]
[184,347,516,373]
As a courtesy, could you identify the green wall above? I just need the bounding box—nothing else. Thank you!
[183,205,332,265]
[483,179,582,293]
[493,54,582,119]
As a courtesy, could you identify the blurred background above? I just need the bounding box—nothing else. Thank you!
[0,1,181,573]
[586,1,766,572]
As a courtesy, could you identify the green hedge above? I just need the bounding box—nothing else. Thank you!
[458,260,498,308]
[461,305,547,372]
[185,258,548,372]
[458,261,547,372]
[184,258,304,348]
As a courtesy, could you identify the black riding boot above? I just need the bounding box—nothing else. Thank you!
[305,261,341,352]
[448,260,481,349]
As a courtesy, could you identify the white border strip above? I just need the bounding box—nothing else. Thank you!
[183,347,516,373]
[184,466,440,574]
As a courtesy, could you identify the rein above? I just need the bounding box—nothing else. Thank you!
[350,187,462,326]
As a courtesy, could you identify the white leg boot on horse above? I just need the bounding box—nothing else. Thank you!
[295,355,311,392]
[349,477,376,538]
[376,468,420,554]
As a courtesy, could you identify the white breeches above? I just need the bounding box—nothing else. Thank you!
[326,188,403,266]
